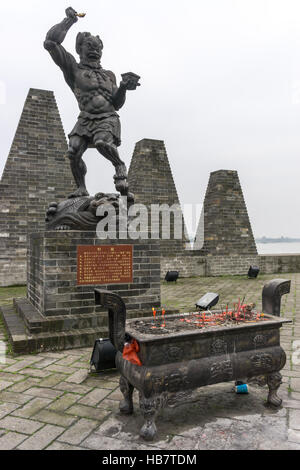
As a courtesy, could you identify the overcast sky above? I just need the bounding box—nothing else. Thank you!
[1,0,300,238]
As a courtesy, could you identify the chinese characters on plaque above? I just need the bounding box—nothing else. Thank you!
[77,245,133,285]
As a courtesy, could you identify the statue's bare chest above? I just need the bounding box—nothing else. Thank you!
[74,68,113,93]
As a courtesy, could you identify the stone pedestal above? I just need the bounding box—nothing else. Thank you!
[1,232,163,354]
[27,232,161,316]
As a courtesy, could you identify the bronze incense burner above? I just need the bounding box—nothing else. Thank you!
[95,278,291,440]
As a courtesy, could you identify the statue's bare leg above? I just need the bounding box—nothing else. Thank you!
[67,135,89,198]
[94,133,128,196]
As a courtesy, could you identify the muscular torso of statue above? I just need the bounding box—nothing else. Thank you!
[73,67,116,114]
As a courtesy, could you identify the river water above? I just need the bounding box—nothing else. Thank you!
[256,242,300,255]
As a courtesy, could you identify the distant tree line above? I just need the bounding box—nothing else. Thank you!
[256,236,300,243]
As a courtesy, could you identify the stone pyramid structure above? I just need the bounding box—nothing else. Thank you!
[128,139,189,256]
[194,169,257,255]
[0,88,75,286]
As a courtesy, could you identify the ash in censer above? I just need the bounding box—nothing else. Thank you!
[132,303,269,335]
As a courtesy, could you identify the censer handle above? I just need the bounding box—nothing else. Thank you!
[94,289,126,352]
[262,279,291,317]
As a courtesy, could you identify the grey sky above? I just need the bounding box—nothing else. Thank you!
[1,0,300,238]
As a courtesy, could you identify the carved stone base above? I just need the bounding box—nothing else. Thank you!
[45,192,134,231]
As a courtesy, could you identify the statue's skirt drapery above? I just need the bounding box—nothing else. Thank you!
[68,110,121,147]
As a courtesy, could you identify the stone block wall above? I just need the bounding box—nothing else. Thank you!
[194,170,257,256]
[0,89,75,286]
[128,138,190,256]
[161,251,206,278]
[259,254,300,274]
[161,253,300,278]
[205,254,260,276]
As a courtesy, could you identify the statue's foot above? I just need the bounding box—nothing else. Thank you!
[68,187,90,199]
[114,177,129,196]
[114,164,127,179]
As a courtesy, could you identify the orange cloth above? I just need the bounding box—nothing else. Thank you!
[122,339,142,366]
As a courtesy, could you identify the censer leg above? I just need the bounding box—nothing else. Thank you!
[119,375,134,414]
[266,372,283,406]
[139,392,162,441]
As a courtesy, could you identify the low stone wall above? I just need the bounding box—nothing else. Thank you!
[161,250,206,278]
[205,255,260,276]
[161,252,300,278]
[259,254,300,274]
[0,253,27,287]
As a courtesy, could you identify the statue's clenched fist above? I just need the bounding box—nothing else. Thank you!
[65,7,78,21]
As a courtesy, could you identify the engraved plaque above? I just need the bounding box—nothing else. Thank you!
[77,245,133,285]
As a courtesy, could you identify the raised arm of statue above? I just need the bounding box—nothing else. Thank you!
[44,7,78,90]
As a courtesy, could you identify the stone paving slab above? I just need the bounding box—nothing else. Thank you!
[17,424,65,450]
[0,432,28,450]
[0,372,25,383]
[65,404,110,421]
[12,397,53,418]
[8,377,41,393]
[0,402,21,419]
[65,369,89,384]
[0,273,299,450]
[0,415,43,434]
[78,388,111,406]
[46,393,82,412]
[0,381,13,391]
[57,418,100,445]
[0,390,34,405]
[23,387,64,399]
[46,441,86,450]
[33,409,78,427]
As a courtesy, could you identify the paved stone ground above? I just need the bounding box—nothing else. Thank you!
[0,273,299,450]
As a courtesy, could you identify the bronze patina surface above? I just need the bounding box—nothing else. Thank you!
[95,278,291,441]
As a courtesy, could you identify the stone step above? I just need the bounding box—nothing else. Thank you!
[1,299,179,355]
[0,304,27,338]
[0,304,108,355]
[13,297,107,334]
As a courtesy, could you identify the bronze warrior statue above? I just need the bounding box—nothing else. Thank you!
[44,7,140,199]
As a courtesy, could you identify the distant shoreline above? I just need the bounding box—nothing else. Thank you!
[256,238,300,244]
